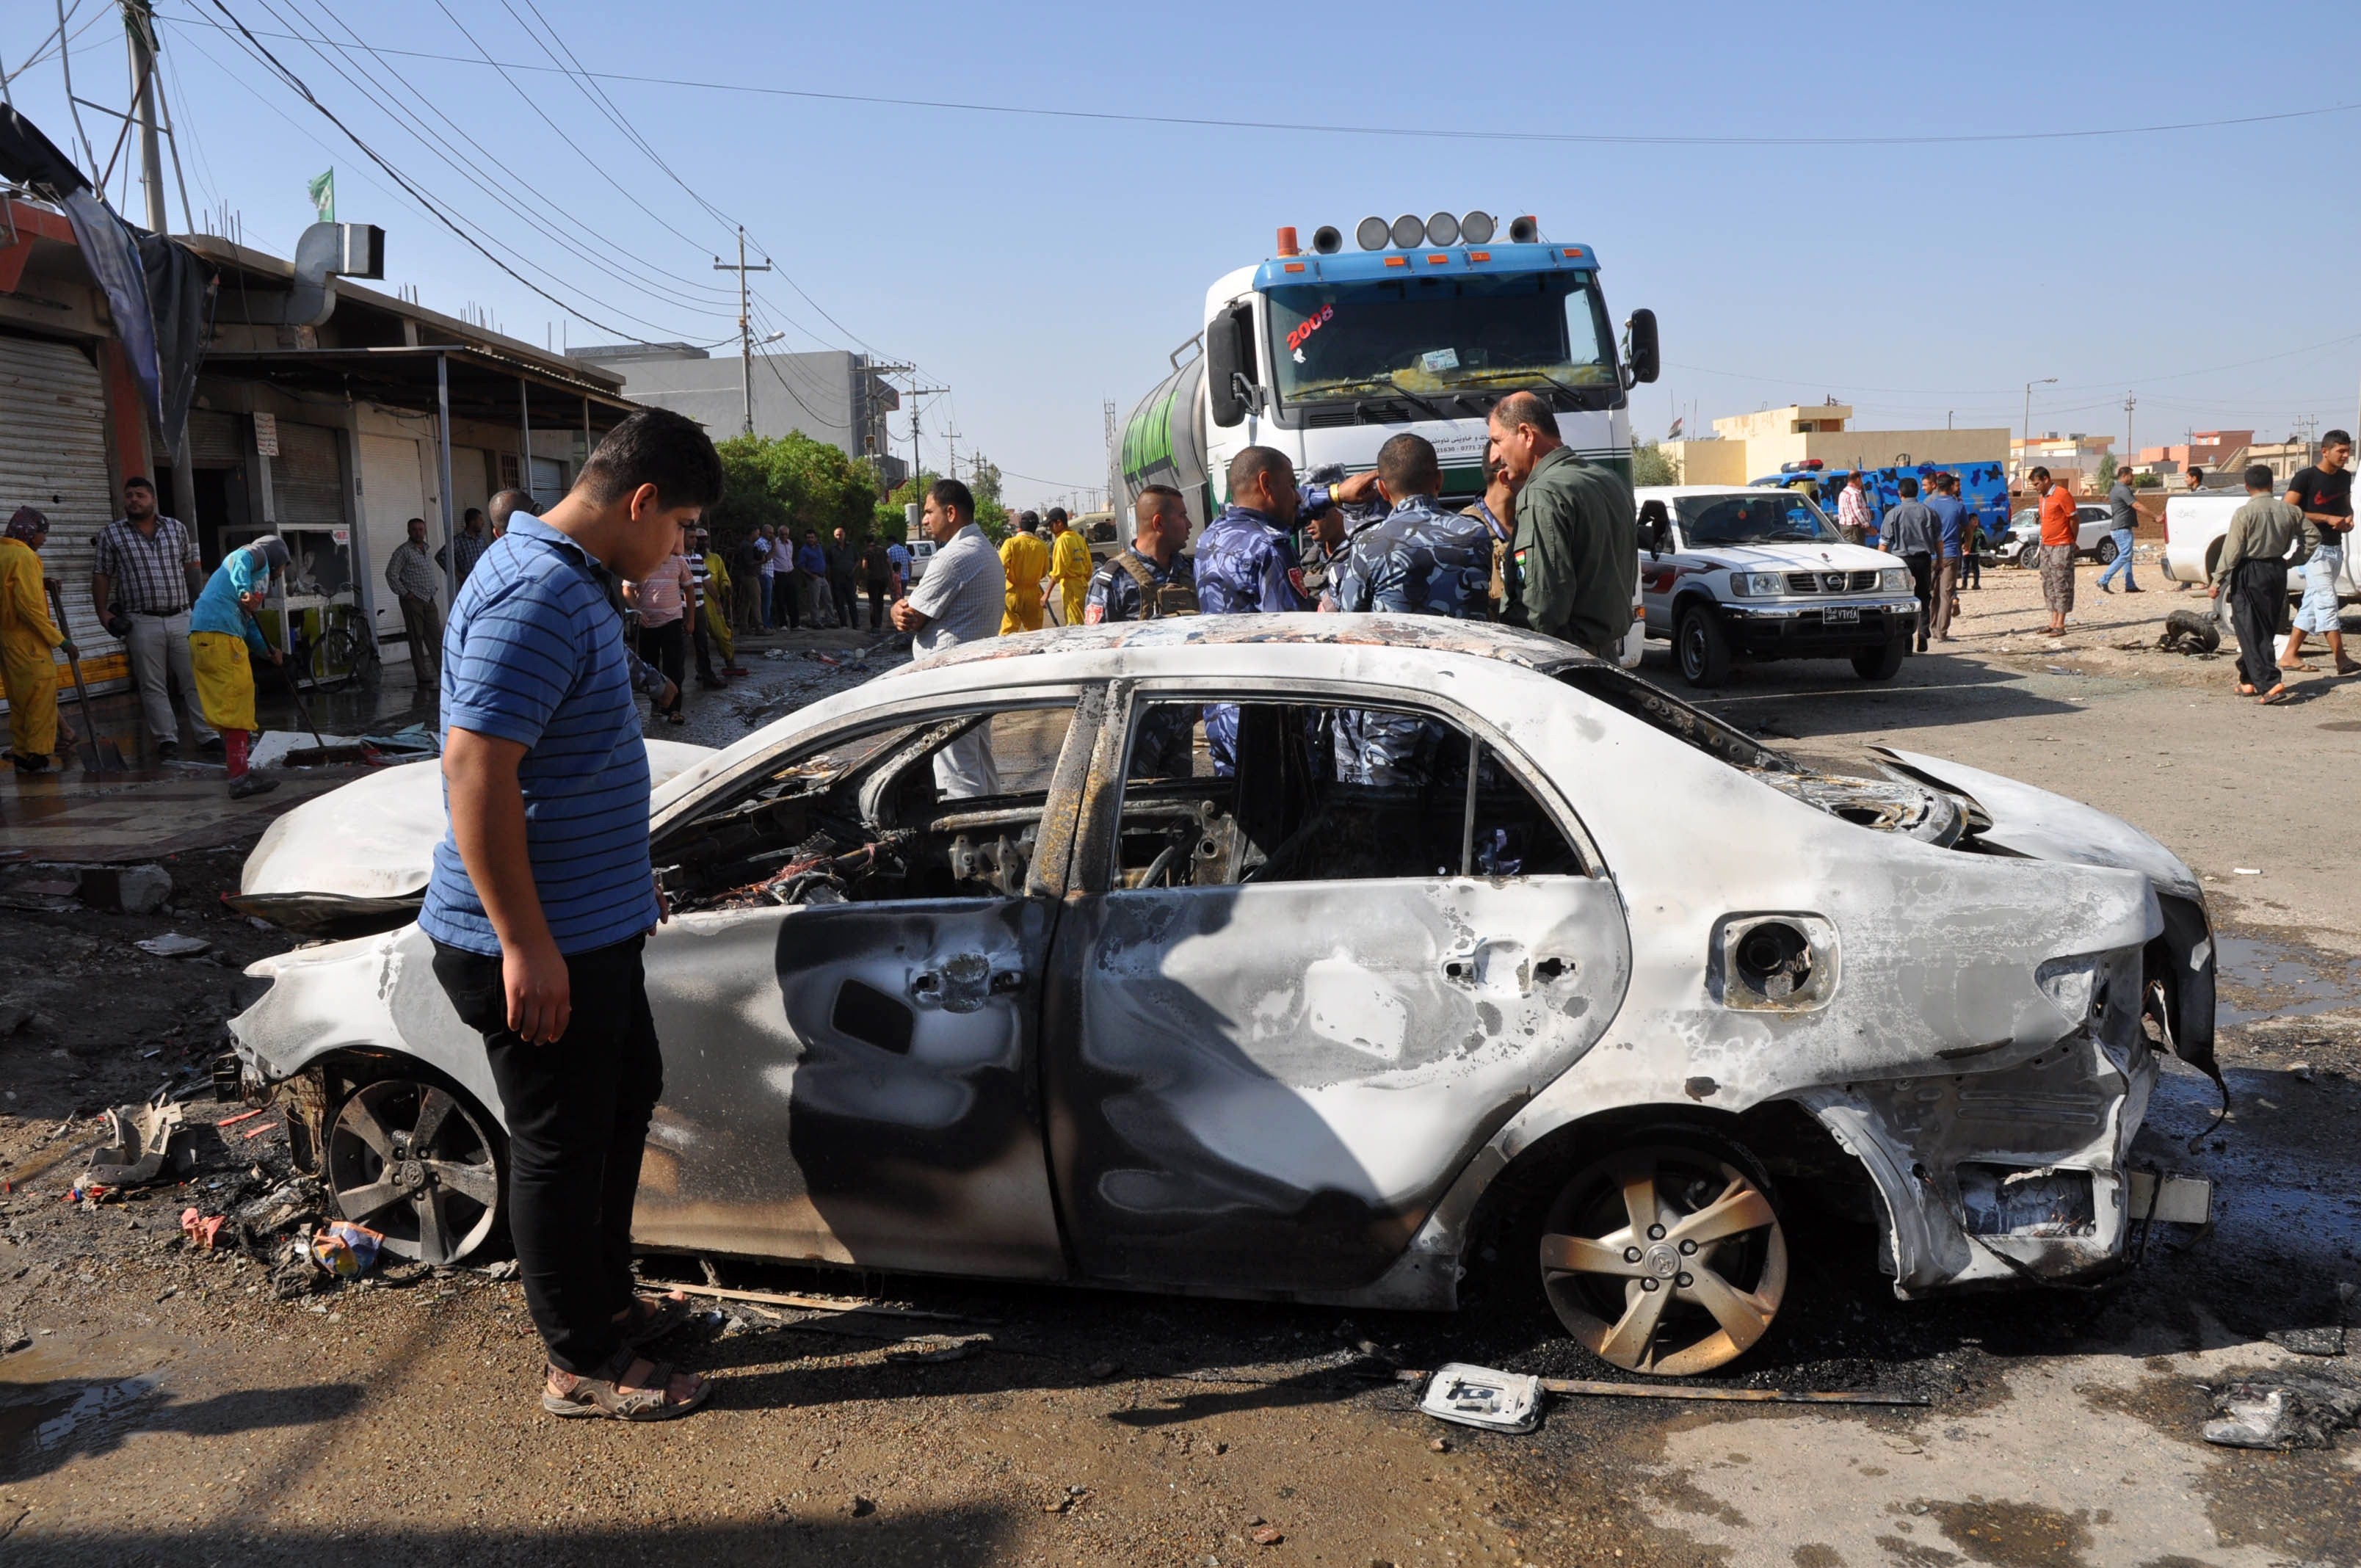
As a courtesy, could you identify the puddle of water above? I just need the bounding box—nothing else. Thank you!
[2214,934,2361,1027]
[0,1329,180,1463]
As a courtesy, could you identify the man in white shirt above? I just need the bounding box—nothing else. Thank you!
[1836,472,1874,547]
[891,478,1005,798]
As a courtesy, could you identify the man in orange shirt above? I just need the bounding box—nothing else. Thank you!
[2031,466,2077,636]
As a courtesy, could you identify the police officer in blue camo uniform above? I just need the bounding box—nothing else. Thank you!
[1087,483,1200,777]
[1195,446,1329,774]
[1323,433,1494,784]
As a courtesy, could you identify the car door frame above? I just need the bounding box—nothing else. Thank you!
[629,682,1108,1281]
[1037,672,1633,1296]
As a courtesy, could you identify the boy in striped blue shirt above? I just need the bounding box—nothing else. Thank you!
[422,408,723,1421]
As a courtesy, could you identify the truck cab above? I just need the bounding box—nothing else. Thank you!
[1636,484,1919,687]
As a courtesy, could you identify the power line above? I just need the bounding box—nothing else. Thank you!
[197,0,687,342]
[153,14,2361,150]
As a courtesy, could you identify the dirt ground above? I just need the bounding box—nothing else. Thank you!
[3,558,2359,1567]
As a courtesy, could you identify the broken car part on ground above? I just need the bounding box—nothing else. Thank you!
[220,617,2214,1376]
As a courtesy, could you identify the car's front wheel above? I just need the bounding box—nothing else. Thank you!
[1852,636,1909,680]
[1539,1140,1788,1376]
[325,1077,505,1264]
[2014,539,2040,569]
[1675,604,1733,688]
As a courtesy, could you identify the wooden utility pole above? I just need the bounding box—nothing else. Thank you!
[713,228,772,435]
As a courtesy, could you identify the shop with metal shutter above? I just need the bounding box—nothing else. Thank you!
[237,419,358,653]
[0,330,128,692]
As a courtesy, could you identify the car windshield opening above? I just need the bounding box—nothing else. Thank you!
[1265,272,1616,410]
[1556,665,1801,776]
[1677,493,1840,547]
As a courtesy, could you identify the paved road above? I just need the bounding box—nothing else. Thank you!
[3,565,2357,1566]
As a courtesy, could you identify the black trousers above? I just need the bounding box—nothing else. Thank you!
[864,581,891,629]
[2227,559,2288,691]
[829,578,857,628]
[641,619,686,714]
[689,606,720,683]
[429,934,662,1376]
[1902,551,1933,650]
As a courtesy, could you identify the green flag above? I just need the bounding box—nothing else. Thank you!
[307,168,335,224]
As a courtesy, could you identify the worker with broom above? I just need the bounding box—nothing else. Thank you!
[189,534,289,799]
[1,506,73,773]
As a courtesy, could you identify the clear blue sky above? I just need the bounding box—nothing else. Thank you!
[10,0,2358,506]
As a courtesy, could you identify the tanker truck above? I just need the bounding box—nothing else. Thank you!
[1114,211,1658,535]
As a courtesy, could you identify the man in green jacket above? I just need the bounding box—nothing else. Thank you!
[1487,391,1637,659]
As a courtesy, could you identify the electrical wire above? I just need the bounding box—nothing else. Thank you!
[197,0,697,343]
[153,13,2361,151]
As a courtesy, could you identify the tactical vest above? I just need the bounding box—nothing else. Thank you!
[1115,550,1198,618]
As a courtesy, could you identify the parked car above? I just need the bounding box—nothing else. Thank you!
[902,536,937,584]
[1634,485,1920,686]
[222,618,2213,1376]
[2001,503,2120,568]
[2161,493,2360,598]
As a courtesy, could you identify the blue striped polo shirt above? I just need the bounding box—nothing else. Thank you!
[419,514,658,957]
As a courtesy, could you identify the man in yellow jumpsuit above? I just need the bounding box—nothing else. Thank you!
[699,531,740,673]
[998,511,1050,634]
[1047,507,1092,627]
[1,507,70,772]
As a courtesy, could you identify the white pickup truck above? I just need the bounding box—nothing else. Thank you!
[1634,484,1919,686]
[2161,494,2360,595]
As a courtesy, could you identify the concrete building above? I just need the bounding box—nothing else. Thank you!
[1661,404,2010,487]
[570,342,905,486]
[2011,431,2116,491]
[2135,430,2254,482]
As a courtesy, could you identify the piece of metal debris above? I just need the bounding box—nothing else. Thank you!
[1419,1363,1544,1433]
[134,933,211,958]
[1539,1378,1932,1407]
[2266,1326,2348,1358]
[2203,1373,2361,1449]
[662,1280,979,1322]
[83,1101,195,1189]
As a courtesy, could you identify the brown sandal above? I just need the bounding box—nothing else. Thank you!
[618,1291,694,1349]
[541,1356,710,1421]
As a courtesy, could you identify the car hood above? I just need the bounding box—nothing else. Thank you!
[1868,747,2202,901]
[1675,540,1896,574]
[228,738,714,934]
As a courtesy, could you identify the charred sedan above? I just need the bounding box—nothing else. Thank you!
[224,617,2213,1376]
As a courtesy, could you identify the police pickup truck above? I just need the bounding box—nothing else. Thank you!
[1636,484,1919,687]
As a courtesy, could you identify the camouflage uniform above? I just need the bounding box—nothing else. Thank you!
[1325,495,1493,785]
[1085,549,1198,777]
[1194,504,1310,774]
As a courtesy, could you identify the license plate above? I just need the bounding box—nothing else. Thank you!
[1824,606,1860,624]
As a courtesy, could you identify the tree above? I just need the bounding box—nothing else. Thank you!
[709,431,883,551]
[879,465,1009,544]
[2095,453,2118,489]
[1631,441,1678,487]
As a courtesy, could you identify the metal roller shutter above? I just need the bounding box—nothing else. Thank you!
[272,421,344,528]
[185,408,239,466]
[0,331,123,689]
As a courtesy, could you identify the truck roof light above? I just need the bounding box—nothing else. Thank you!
[1355,217,1390,251]
[1508,215,1539,244]
[1383,256,1409,268]
[1282,261,1305,272]
[1389,214,1424,248]
[1311,225,1343,255]
[1424,211,1459,246]
[1426,253,1448,264]
[1562,247,1585,259]
[1275,226,1300,257]
[1460,211,1496,244]
[1468,250,1491,263]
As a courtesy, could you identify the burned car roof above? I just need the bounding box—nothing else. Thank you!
[887,613,1598,677]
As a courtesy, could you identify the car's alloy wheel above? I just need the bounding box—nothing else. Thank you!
[2014,540,2040,569]
[1539,1143,1788,1376]
[326,1078,504,1264]
[2095,537,2119,565]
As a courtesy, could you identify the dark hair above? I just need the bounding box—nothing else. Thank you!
[577,407,724,509]
[2325,429,2354,449]
[1045,507,1067,524]
[1136,483,1186,521]
[1376,432,1443,497]
[1487,391,1560,439]
[1897,476,1920,498]
[1018,509,1040,532]
[123,475,154,493]
[2186,467,2203,483]
[2028,466,2051,482]
[1227,445,1294,498]
[2245,464,2274,491]
[463,507,484,523]
[927,476,974,520]
[488,487,537,527]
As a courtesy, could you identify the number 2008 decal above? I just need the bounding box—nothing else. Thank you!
[1285,304,1335,352]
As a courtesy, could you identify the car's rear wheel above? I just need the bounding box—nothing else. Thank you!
[1675,604,1733,688]
[1539,1141,1788,1376]
[2094,536,2120,565]
[325,1078,504,1264]
[1852,636,1909,680]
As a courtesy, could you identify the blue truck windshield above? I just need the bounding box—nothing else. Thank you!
[1265,272,1615,408]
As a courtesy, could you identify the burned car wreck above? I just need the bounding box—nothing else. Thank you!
[224,617,2214,1376]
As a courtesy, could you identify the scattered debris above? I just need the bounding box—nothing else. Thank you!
[661,1280,977,1321]
[84,1101,195,1189]
[133,933,211,959]
[3,1335,29,1355]
[2268,1326,2347,1357]
[70,863,173,915]
[232,1175,325,1235]
[250,730,366,769]
[1043,1486,1087,1514]
[215,1108,269,1129]
[1250,1524,1285,1547]
[846,1495,877,1519]
[2203,1371,2361,1449]
[1428,1437,1449,1453]
[239,1121,281,1141]
[178,1207,225,1249]
[883,1335,988,1365]
[1419,1364,1544,1434]
[2233,868,2262,876]
[309,1219,384,1278]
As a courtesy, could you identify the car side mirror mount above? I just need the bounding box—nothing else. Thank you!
[1204,302,1259,428]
